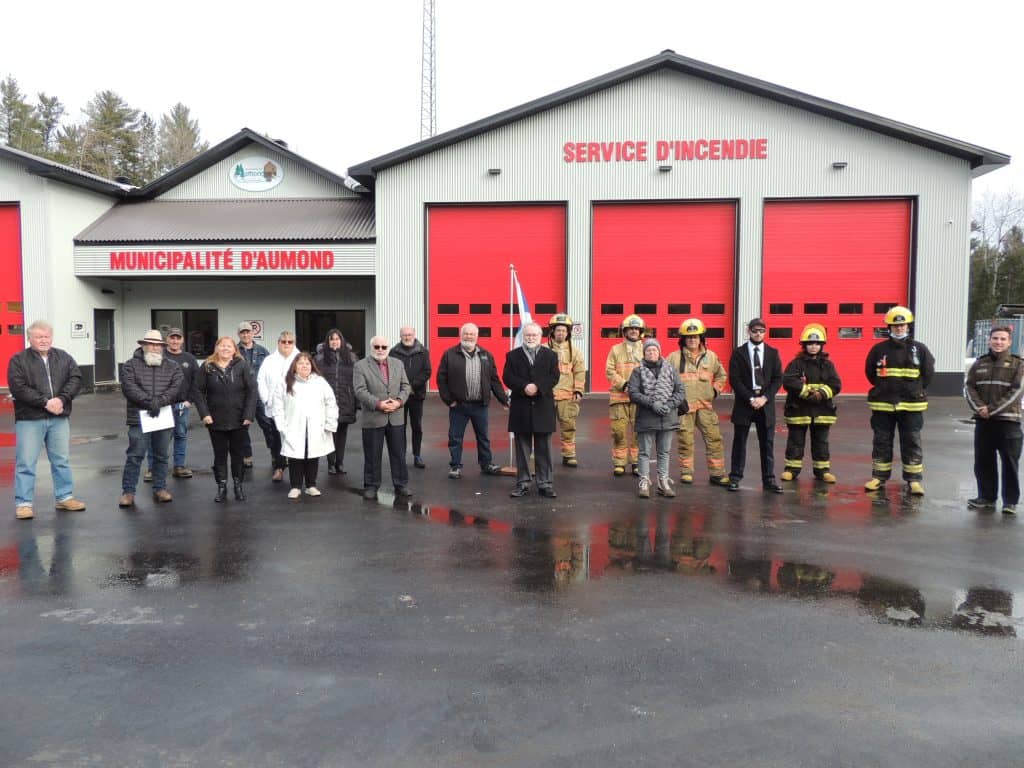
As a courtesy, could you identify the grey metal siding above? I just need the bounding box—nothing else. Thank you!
[375,69,973,375]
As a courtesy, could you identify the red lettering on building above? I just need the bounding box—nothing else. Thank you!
[563,138,768,162]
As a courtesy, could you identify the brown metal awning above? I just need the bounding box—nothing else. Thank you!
[75,198,375,244]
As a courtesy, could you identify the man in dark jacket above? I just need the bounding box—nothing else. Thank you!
[119,330,183,508]
[727,318,784,493]
[864,306,935,496]
[503,323,560,498]
[237,321,271,471]
[390,326,432,468]
[436,322,509,479]
[8,320,85,520]
[144,327,197,481]
[964,324,1024,514]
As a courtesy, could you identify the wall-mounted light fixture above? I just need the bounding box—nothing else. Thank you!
[487,168,501,176]
[831,161,848,170]
[658,165,672,173]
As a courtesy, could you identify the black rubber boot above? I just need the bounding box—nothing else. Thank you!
[213,466,228,503]
[232,469,246,501]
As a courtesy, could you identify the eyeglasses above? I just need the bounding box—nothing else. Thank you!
[279,340,295,345]
[373,344,389,350]
[749,328,766,334]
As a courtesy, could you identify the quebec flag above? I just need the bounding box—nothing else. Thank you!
[512,270,533,349]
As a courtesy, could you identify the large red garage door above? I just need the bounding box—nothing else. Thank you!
[762,199,912,395]
[427,205,566,388]
[592,202,736,390]
[0,205,24,388]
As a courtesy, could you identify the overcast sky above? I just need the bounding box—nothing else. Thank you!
[3,0,1018,201]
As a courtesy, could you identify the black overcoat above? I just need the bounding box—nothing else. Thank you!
[503,345,559,434]
[193,357,258,431]
[314,347,358,424]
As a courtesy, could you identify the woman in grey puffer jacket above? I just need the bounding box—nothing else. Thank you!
[628,338,687,499]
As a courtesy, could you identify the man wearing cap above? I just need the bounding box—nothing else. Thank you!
[236,321,271,472]
[143,327,197,482]
[256,331,299,482]
[727,318,784,493]
[8,320,86,520]
[119,330,183,507]
[389,325,432,468]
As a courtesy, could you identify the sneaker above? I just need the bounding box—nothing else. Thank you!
[143,469,153,483]
[657,477,676,498]
[638,477,651,499]
[362,488,378,500]
[118,493,135,508]
[287,488,301,499]
[820,472,837,484]
[305,487,321,497]
[172,466,193,479]
[864,478,883,492]
[15,505,33,520]
[613,466,625,476]
[710,476,730,487]
[780,470,795,481]
[562,456,578,468]
[680,474,694,484]
[153,489,173,503]
[908,481,925,497]
[271,468,285,483]
[395,486,413,498]
[967,497,996,510]
[414,456,426,469]
[55,498,86,512]
[327,465,337,475]
[481,464,503,475]
[1002,505,1017,516]
[448,467,462,480]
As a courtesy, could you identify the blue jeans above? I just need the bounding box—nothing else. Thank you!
[447,401,493,469]
[15,417,73,506]
[124,425,173,492]
[146,404,190,470]
[638,429,674,483]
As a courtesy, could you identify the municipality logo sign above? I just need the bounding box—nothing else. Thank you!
[229,156,285,192]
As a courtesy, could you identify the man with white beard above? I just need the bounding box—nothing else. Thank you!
[119,330,183,508]
[502,322,561,498]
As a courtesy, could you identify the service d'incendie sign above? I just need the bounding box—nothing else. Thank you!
[229,156,285,192]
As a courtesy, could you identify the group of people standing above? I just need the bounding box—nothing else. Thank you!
[7,307,1024,519]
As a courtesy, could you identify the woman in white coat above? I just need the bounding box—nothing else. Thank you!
[272,352,339,499]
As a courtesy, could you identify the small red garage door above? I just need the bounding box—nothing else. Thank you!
[0,205,24,388]
[427,205,566,388]
[762,200,911,395]
[592,202,736,390]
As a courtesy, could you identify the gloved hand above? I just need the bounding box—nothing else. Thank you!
[148,399,161,418]
[653,403,669,416]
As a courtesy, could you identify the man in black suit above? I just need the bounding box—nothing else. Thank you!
[503,322,561,498]
[727,318,784,493]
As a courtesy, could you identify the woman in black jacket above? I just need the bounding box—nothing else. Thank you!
[194,336,258,502]
[314,328,358,475]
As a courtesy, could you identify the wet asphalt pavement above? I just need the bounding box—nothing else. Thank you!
[0,392,1021,767]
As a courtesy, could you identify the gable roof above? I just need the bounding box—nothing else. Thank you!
[348,50,1010,185]
[0,143,130,196]
[132,127,368,198]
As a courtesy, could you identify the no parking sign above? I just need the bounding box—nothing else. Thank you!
[247,320,264,340]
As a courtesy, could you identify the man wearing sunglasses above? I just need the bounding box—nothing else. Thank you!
[727,318,784,493]
[256,331,299,481]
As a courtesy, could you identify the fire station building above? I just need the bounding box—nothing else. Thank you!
[0,50,1010,394]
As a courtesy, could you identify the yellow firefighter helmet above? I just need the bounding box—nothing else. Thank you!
[548,313,573,329]
[799,323,827,344]
[884,306,914,325]
[621,314,646,331]
[678,318,707,337]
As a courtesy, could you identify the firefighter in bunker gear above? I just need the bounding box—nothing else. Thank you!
[548,314,586,467]
[781,324,842,483]
[664,318,729,485]
[863,306,934,495]
[606,314,645,475]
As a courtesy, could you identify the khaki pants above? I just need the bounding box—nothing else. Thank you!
[555,399,580,458]
[677,408,726,476]
[610,402,638,467]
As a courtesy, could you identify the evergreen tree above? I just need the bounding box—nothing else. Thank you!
[53,123,87,169]
[0,75,40,152]
[35,92,64,154]
[137,112,159,184]
[80,89,141,181]
[158,102,208,173]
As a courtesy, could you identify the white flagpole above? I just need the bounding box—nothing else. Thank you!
[508,264,515,468]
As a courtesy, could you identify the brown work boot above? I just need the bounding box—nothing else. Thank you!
[271,468,285,483]
[153,489,173,503]
[118,493,135,508]
[55,498,86,512]
[15,505,34,520]
[172,466,193,479]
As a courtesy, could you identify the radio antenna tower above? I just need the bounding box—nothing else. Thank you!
[420,0,437,140]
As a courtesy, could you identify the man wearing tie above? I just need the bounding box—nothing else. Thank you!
[727,318,784,493]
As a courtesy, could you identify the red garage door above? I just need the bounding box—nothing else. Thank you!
[592,202,736,390]
[427,205,566,388]
[762,200,912,394]
[0,205,24,388]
